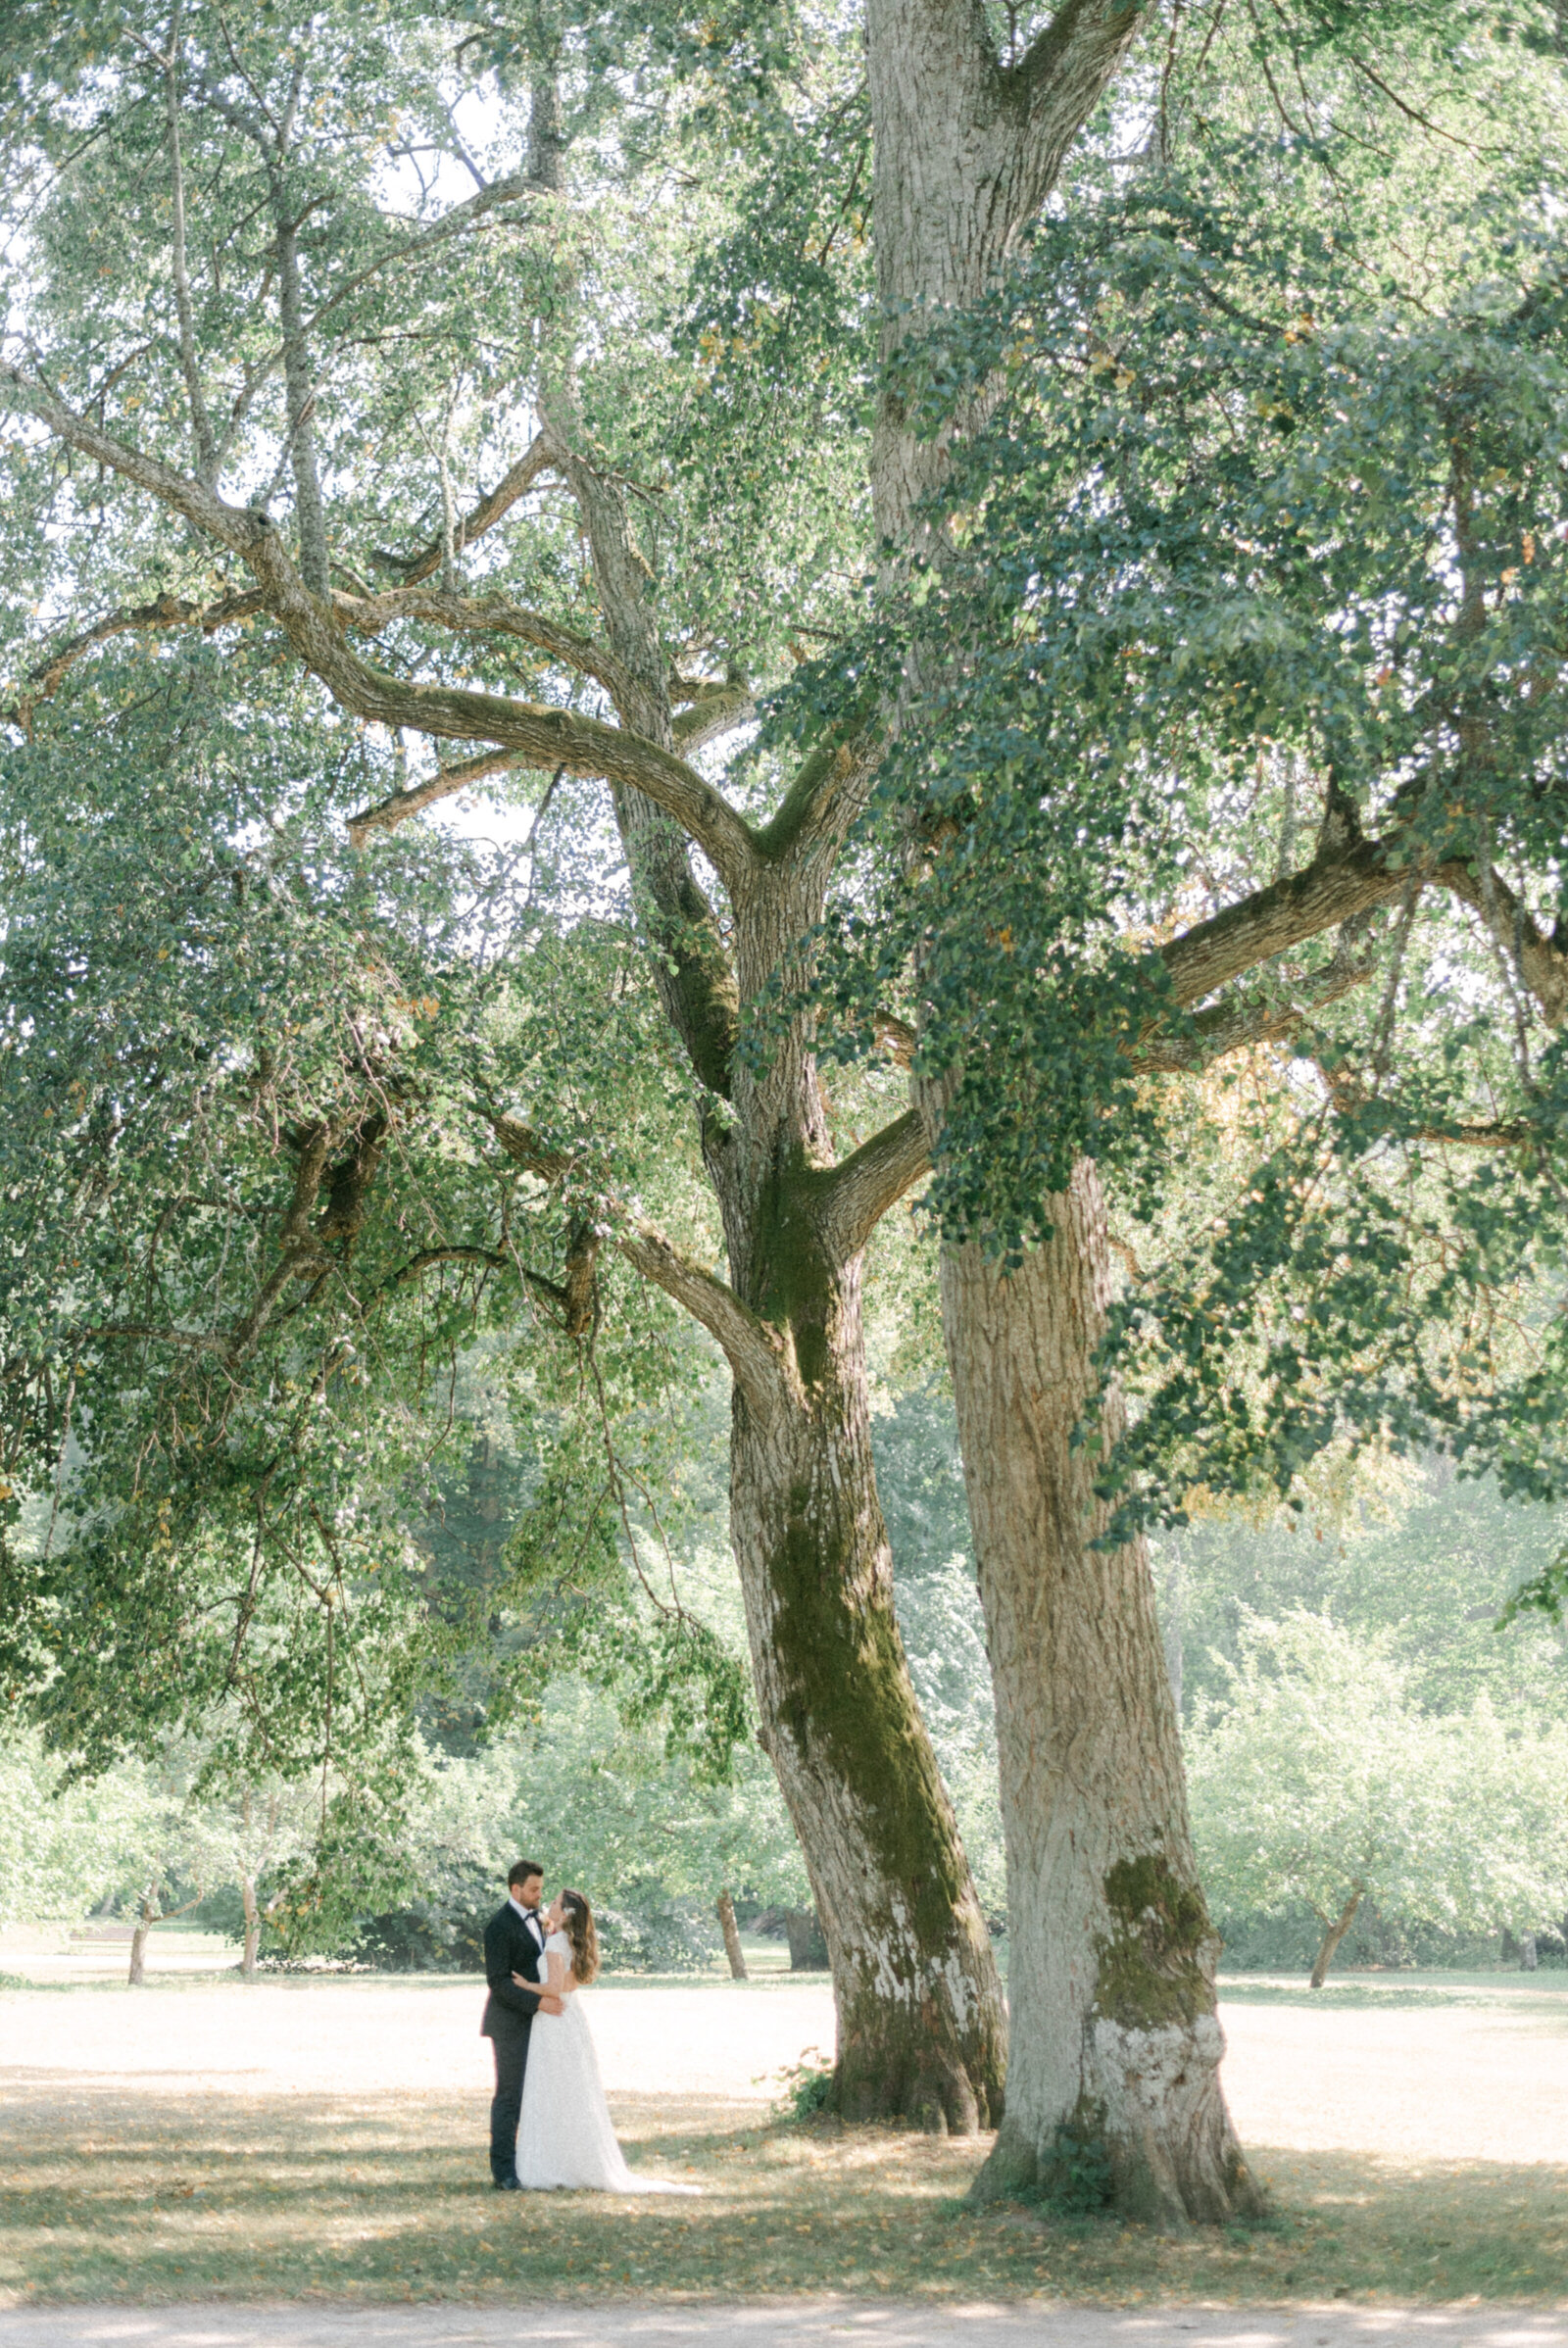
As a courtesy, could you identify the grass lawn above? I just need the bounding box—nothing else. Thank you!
[3,1965,1567,2309]
[3,2089,1568,2309]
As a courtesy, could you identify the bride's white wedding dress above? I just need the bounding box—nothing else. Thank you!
[514,1931,701,2194]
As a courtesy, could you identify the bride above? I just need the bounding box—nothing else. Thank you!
[513,1888,702,2195]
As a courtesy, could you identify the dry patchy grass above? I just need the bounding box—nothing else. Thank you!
[2,2083,1568,2311]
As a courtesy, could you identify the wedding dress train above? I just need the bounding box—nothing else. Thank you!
[514,1931,702,2193]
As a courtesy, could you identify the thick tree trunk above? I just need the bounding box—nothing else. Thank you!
[945,1163,1260,2221]
[782,1909,827,1972]
[1310,1887,1364,1987]
[716,1888,748,1980]
[860,0,1259,2222]
[241,1874,261,1979]
[729,1238,1005,2130]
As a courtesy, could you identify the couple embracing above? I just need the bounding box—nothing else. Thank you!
[481,1859,699,2195]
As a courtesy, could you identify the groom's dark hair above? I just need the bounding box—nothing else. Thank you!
[509,1859,544,1887]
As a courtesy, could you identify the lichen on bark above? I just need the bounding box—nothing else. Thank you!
[1094,1850,1215,2032]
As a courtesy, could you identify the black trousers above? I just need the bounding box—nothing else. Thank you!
[488,2023,531,2181]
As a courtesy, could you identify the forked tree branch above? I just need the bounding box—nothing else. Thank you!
[538,394,745,1098]
[1152,830,1568,1050]
[1158,835,1417,1009]
[1005,0,1149,209]
[490,1112,782,1408]
[1133,951,1381,1074]
[0,368,764,894]
[1438,857,1568,1029]
[334,584,637,704]
[8,578,619,757]
[811,1105,930,1260]
[752,731,882,868]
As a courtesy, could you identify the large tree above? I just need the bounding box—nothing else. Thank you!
[837,2,1568,2215]
[8,0,1564,2216]
[0,0,1004,2128]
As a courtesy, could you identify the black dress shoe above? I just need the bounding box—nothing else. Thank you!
[493,2174,522,2191]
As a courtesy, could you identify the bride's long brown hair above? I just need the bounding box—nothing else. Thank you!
[561,1889,599,1985]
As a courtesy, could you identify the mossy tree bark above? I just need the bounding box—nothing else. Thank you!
[726,1214,1002,2125]
[943,1166,1260,2221]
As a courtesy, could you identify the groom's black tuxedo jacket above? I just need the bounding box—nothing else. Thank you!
[481,1901,547,2042]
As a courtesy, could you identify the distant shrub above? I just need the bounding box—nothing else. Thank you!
[347,1862,494,1973]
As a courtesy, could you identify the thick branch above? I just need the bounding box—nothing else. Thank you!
[0,373,761,892]
[489,1111,779,1406]
[347,747,530,848]
[489,1116,577,1185]
[542,407,743,1095]
[616,1225,783,1412]
[252,545,759,894]
[1159,836,1414,1010]
[80,1320,229,1353]
[1005,0,1149,211]
[874,1011,917,1067]
[373,1245,509,1293]
[2,592,234,730]
[754,732,881,866]
[810,1106,930,1261]
[335,584,636,704]
[225,1120,337,1360]
[672,679,757,752]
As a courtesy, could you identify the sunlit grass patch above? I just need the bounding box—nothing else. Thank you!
[1217,1969,1568,2014]
[2,2083,1567,2308]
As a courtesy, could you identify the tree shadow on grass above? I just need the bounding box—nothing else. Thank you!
[1,2086,1566,2308]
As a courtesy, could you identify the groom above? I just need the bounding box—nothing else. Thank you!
[481,1858,563,2190]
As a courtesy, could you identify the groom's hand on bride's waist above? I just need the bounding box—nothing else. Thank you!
[511,1971,565,2015]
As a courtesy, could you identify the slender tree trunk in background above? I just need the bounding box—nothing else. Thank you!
[241,1874,261,1979]
[128,1890,156,1987]
[944,1166,1258,2219]
[862,0,1259,2219]
[716,1888,748,1981]
[1520,1932,1539,1972]
[1310,1886,1364,1986]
